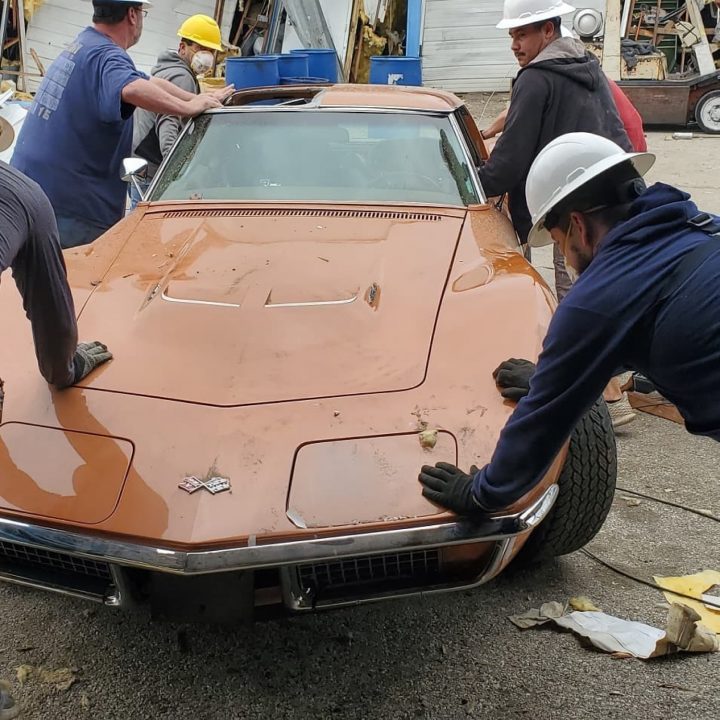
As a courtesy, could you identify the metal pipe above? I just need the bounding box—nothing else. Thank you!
[0,0,11,70]
[16,0,28,92]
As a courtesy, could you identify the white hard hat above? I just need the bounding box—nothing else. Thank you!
[526,132,656,247]
[497,0,576,29]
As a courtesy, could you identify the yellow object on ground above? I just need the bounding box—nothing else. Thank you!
[655,570,720,634]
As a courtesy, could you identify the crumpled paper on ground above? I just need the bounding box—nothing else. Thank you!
[16,664,77,691]
[510,599,718,659]
[654,570,720,634]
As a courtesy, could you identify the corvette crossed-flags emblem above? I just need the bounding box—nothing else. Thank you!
[178,476,231,495]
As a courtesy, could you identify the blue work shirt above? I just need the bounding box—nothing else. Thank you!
[474,183,720,511]
[12,27,147,229]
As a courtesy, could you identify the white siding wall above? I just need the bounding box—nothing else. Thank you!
[25,0,238,92]
[422,0,518,92]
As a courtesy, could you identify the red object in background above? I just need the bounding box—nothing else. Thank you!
[608,78,648,152]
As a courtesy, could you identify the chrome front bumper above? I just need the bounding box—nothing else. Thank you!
[0,484,558,607]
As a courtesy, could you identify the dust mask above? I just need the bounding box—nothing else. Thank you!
[191,50,215,76]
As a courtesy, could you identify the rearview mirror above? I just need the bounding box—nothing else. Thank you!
[121,157,148,182]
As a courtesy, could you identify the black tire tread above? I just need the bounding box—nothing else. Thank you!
[521,399,617,560]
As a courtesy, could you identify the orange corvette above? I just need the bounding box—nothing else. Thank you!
[0,85,615,622]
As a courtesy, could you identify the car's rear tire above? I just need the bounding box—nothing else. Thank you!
[519,399,617,561]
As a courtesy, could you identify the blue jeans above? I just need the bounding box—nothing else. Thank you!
[55,215,111,250]
[128,178,152,211]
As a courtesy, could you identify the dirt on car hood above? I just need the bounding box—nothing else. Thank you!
[75,206,466,406]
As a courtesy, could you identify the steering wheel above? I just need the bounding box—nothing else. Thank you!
[371,170,443,190]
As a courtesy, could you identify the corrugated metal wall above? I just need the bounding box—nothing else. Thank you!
[25,0,237,92]
[422,0,518,92]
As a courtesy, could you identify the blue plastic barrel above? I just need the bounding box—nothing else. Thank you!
[278,53,309,79]
[290,48,337,82]
[279,76,330,85]
[225,56,279,89]
[369,56,422,86]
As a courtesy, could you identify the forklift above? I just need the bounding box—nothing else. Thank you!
[577,0,720,132]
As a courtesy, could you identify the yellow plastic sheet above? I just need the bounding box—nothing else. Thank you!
[655,570,720,634]
[23,0,46,22]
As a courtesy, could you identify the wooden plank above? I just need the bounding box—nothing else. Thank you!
[686,0,716,75]
[628,392,684,425]
[423,26,514,42]
[425,77,513,91]
[602,0,622,80]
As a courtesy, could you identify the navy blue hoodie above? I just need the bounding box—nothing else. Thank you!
[473,183,720,511]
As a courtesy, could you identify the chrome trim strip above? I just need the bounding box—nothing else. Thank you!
[265,293,359,309]
[280,486,554,611]
[0,485,557,577]
[448,113,486,204]
[211,107,453,117]
[160,290,240,308]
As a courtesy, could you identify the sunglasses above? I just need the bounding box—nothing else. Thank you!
[543,203,608,232]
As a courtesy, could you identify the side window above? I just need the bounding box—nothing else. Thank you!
[455,106,489,164]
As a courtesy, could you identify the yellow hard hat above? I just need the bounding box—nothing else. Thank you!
[178,14,223,52]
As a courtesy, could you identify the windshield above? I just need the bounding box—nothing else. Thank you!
[150,110,479,206]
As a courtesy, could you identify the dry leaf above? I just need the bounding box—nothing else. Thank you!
[16,665,32,684]
[80,693,91,710]
[418,429,438,449]
[569,596,601,612]
[16,665,78,691]
[39,667,77,691]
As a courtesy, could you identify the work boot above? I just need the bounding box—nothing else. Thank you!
[0,680,19,720]
[607,392,636,429]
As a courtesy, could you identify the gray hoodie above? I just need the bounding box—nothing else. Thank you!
[132,50,199,176]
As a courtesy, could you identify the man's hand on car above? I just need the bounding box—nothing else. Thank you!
[204,84,235,104]
[189,94,223,115]
[419,462,486,517]
[72,341,113,385]
[493,358,536,401]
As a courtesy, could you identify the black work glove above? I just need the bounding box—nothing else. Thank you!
[419,462,486,517]
[493,358,536,401]
[72,341,113,384]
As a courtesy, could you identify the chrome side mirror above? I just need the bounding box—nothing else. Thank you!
[121,157,148,182]
[121,157,149,201]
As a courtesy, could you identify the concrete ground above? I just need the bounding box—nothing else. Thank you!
[2,107,720,720]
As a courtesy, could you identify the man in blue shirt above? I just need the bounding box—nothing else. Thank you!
[11,0,233,249]
[419,132,720,515]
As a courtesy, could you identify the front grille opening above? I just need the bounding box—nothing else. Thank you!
[0,541,112,598]
[297,549,443,601]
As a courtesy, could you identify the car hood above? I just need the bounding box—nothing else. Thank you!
[76,206,466,406]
